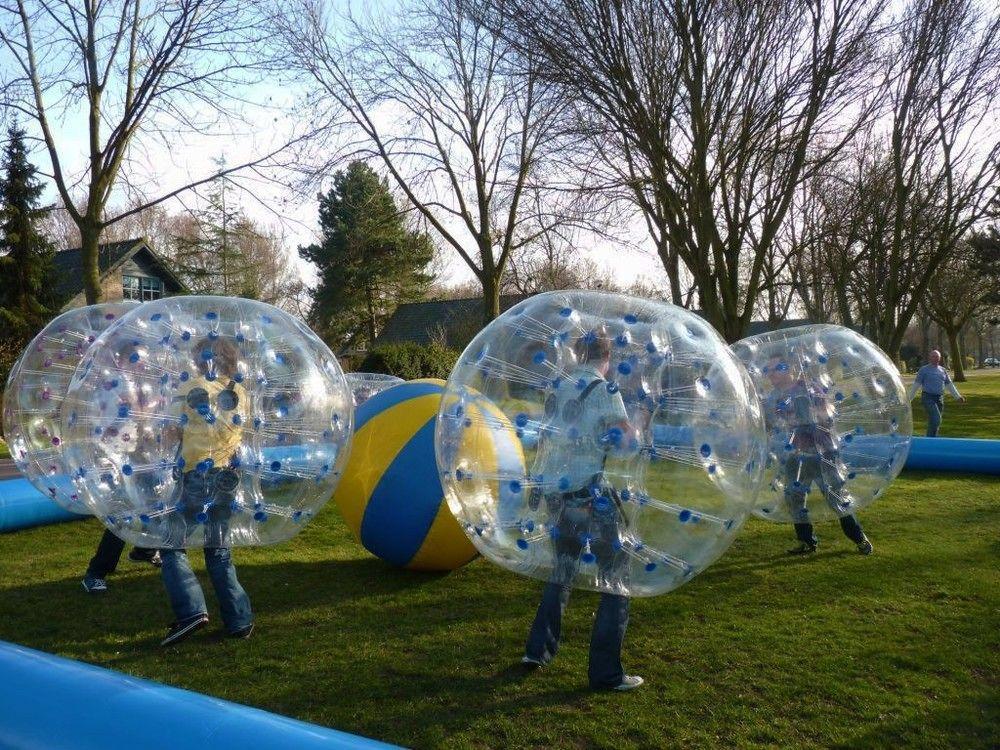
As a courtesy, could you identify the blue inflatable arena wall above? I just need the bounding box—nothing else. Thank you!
[0,641,399,749]
[905,436,1000,475]
[3,436,996,534]
[0,477,83,532]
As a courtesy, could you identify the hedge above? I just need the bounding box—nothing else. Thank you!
[358,341,460,381]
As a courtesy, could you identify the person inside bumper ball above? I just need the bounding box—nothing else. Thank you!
[159,335,255,646]
[522,325,644,691]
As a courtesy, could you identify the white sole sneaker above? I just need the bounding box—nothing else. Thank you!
[160,614,209,647]
[612,675,644,691]
[81,578,107,594]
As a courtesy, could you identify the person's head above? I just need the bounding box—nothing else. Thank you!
[765,356,794,389]
[574,326,612,376]
[194,336,241,380]
[929,349,941,365]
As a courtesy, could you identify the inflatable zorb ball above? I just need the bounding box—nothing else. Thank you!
[2,302,138,513]
[436,290,767,597]
[344,372,404,406]
[732,324,912,524]
[61,296,353,547]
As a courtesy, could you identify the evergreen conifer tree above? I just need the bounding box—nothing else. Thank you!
[299,162,434,349]
[0,125,58,341]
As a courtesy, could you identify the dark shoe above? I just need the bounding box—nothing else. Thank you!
[787,542,817,555]
[161,613,209,647]
[521,654,545,667]
[81,576,108,594]
[129,549,162,567]
[229,623,254,639]
[857,535,874,555]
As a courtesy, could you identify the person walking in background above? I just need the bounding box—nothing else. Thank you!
[907,350,965,437]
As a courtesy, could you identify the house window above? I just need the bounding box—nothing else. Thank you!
[123,274,163,301]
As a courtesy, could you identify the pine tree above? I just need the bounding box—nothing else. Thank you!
[0,125,58,341]
[169,159,252,296]
[299,161,434,350]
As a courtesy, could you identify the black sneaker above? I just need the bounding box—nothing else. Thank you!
[229,623,254,639]
[787,542,817,555]
[81,576,108,594]
[161,613,209,647]
[857,535,874,555]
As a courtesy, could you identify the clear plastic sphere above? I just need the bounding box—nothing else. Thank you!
[344,372,404,406]
[2,302,138,513]
[732,324,912,524]
[435,290,767,597]
[61,296,353,547]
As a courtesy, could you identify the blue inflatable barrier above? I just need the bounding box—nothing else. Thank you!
[0,478,84,533]
[904,437,1000,475]
[0,444,331,534]
[0,641,399,750]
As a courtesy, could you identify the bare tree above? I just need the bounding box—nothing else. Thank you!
[486,0,887,340]
[921,240,993,380]
[501,223,605,294]
[787,0,1000,356]
[865,0,1000,355]
[0,0,292,303]
[276,0,588,324]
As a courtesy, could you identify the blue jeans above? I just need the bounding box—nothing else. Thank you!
[160,469,252,633]
[526,583,629,689]
[526,491,630,688]
[922,394,944,437]
[160,548,252,633]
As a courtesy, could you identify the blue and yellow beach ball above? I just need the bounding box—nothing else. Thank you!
[333,378,525,571]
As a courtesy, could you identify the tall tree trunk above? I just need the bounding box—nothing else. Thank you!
[79,220,103,304]
[365,286,377,348]
[945,326,965,382]
[654,235,684,306]
[481,273,500,326]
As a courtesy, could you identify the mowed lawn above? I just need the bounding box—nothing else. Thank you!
[1,376,998,749]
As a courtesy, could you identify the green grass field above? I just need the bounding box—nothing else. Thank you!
[1,375,998,749]
[907,368,1000,439]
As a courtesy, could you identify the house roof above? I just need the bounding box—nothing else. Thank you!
[374,294,531,349]
[744,317,812,336]
[53,237,186,305]
[375,293,812,349]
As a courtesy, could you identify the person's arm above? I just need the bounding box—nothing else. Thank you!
[944,372,963,401]
[906,369,922,401]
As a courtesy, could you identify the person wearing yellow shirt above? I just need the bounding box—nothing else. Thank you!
[160,336,254,647]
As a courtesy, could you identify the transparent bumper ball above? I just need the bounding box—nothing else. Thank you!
[435,290,767,597]
[2,302,138,513]
[61,296,353,547]
[344,372,404,406]
[732,324,912,524]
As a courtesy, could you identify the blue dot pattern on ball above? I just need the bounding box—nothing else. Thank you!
[57,296,354,549]
[435,290,767,598]
[732,323,912,526]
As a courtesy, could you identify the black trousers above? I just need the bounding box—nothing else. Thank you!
[86,529,154,578]
[793,516,865,546]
